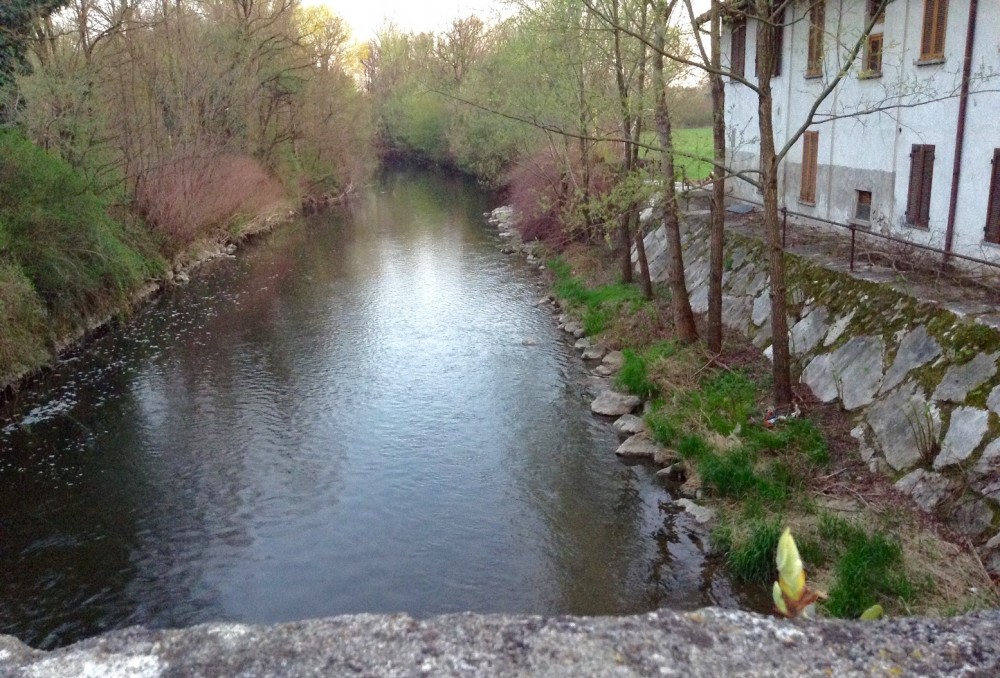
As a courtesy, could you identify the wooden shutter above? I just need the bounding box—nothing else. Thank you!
[906,144,935,227]
[807,1,825,76]
[800,131,819,204]
[920,0,948,60]
[731,19,746,78]
[986,149,1000,244]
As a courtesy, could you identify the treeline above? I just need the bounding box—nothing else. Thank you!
[0,0,372,388]
[364,0,892,410]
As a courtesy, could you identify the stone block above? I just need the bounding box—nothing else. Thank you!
[934,407,990,470]
[933,352,1000,403]
[867,382,939,472]
[880,326,942,395]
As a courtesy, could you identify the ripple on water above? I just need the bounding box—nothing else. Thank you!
[0,171,751,650]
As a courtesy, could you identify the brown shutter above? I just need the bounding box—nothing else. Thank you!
[919,146,935,226]
[986,149,1000,243]
[732,20,746,78]
[933,0,949,57]
[906,144,935,227]
[800,132,819,203]
[807,1,825,76]
[773,8,785,77]
[921,0,948,60]
[920,0,935,57]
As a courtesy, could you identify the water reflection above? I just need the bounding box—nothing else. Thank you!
[0,170,751,650]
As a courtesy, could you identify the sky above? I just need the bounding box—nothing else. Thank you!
[306,0,508,42]
[307,0,712,43]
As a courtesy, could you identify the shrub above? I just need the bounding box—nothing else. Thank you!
[0,129,162,326]
[135,151,285,251]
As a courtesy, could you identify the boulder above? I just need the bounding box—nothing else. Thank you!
[615,433,661,459]
[674,498,717,524]
[612,414,646,437]
[602,351,626,371]
[591,391,642,416]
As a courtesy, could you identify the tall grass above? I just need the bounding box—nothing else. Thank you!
[0,130,164,381]
[0,130,163,326]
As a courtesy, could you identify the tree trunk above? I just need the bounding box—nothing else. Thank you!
[707,0,726,354]
[653,0,697,343]
[755,0,793,407]
[611,1,633,284]
[634,218,653,299]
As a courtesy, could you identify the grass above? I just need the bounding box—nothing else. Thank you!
[547,242,999,620]
[639,127,713,182]
[818,515,918,618]
[549,256,647,336]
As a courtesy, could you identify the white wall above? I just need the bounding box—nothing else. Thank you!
[722,0,1000,261]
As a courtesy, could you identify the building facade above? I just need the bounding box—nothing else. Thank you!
[722,0,1000,261]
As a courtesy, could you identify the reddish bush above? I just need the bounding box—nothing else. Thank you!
[503,149,614,249]
[136,152,286,250]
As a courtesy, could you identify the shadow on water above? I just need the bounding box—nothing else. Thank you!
[0,170,761,650]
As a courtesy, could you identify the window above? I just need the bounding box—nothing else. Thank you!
[855,191,873,222]
[864,33,883,75]
[806,1,825,77]
[754,7,785,79]
[867,0,886,24]
[800,131,819,204]
[906,144,935,228]
[772,7,785,77]
[731,18,747,78]
[986,149,1000,244]
[920,0,948,61]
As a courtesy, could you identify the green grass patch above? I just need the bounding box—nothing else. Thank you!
[819,515,918,618]
[690,371,758,436]
[617,341,678,399]
[549,256,646,336]
[722,519,784,584]
[639,127,712,181]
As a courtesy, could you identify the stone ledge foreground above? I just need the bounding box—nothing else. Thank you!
[2,608,999,677]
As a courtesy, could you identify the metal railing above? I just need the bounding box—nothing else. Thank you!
[723,196,1000,274]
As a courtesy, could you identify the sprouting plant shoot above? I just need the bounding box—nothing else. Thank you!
[772,528,821,618]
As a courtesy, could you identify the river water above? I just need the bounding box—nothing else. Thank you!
[0,170,747,649]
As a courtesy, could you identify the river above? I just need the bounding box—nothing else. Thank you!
[0,170,747,649]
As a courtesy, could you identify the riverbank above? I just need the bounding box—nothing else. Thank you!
[0,130,304,405]
[487,204,998,619]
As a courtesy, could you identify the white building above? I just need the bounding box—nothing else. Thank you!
[721,0,1000,261]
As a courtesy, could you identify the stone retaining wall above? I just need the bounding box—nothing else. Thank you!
[637,212,1000,575]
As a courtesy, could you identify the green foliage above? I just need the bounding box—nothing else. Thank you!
[0,261,49,382]
[818,516,916,618]
[645,405,679,446]
[640,127,713,181]
[549,256,646,337]
[724,519,784,584]
[0,130,162,328]
[691,371,758,436]
[0,0,68,104]
[617,341,677,399]
[744,418,830,465]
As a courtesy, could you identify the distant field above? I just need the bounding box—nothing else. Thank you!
[640,127,713,182]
